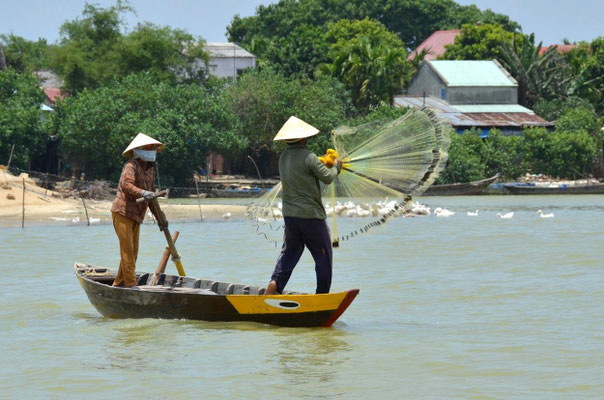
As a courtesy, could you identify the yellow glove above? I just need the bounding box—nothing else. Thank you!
[319,149,339,168]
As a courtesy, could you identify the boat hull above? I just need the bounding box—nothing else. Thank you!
[421,174,500,196]
[503,183,604,195]
[75,264,358,327]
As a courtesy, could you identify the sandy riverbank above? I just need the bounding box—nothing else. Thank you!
[0,169,247,227]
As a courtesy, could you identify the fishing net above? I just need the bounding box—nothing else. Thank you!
[246,107,451,248]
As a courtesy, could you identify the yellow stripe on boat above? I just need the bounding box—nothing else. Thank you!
[227,292,348,314]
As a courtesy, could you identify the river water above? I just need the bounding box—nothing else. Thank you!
[1,195,604,399]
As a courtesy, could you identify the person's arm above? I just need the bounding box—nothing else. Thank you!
[307,153,338,184]
[119,162,145,197]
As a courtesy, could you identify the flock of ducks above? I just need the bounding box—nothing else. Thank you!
[250,201,556,222]
[50,202,556,224]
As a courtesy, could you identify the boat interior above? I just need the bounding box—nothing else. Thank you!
[75,263,302,296]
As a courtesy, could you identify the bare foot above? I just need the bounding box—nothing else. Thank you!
[265,280,278,295]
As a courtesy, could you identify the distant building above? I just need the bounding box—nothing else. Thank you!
[407,29,460,61]
[538,44,575,56]
[35,70,66,108]
[397,60,552,135]
[204,42,256,79]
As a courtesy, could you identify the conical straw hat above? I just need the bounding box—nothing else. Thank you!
[122,133,165,158]
[273,116,319,141]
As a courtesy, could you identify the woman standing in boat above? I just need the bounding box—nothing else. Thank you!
[265,117,341,295]
[111,133,166,287]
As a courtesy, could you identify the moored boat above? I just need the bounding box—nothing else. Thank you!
[420,174,500,196]
[74,263,359,327]
[503,182,604,195]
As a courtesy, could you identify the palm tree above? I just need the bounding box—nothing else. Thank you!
[321,37,409,110]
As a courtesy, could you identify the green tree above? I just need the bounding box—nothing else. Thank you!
[438,131,485,183]
[0,69,47,168]
[563,37,604,114]
[116,22,208,84]
[49,73,244,185]
[545,130,599,178]
[0,34,52,72]
[50,2,209,92]
[319,18,411,110]
[533,96,594,121]
[442,23,520,60]
[225,68,351,176]
[226,0,519,76]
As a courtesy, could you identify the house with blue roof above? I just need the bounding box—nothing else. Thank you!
[396,60,552,136]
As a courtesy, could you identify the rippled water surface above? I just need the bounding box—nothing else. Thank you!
[2,195,604,398]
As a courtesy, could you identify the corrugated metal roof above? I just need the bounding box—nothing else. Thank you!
[394,96,552,128]
[407,29,460,61]
[428,60,517,87]
[204,42,255,58]
[452,104,534,113]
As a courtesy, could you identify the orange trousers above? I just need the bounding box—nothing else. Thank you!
[112,212,140,287]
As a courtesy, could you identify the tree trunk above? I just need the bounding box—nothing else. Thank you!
[0,43,6,70]
[0,43,6,71]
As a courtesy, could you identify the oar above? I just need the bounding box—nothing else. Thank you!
[150,230,179,285]
[137,191,186,276]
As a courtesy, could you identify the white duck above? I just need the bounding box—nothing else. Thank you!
[71,216,80,224]
[536,209,554,218]
[496,212,514,219]
[467,210,479,216]
[222,212,232,220]
[434,207,455,217]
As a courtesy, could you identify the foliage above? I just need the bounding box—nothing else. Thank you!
[0,69,47,168]
[543,130,599,179]
[48,73,244,185]
[563,37,604,114]
[532,96,594,121]
[0,34,52,72]
[442,23,520,61]
[49,2,208,92]
[227,0,519,76]
[115,22,208,84]
[555,107,600,135]
[224,68,351,175]
[437,131,485,183]
[318,18,411,110]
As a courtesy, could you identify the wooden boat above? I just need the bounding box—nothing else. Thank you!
[209,187,270,198]
[74,263,359,327]
[421,174,500,196]
[503,182,604,195]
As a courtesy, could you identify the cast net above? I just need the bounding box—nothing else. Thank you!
[246,107,451,248]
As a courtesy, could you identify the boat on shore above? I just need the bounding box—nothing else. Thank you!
[421,174,500,196]
[503,182,604,195]
[74,263,359,327]
[209,187,271,198]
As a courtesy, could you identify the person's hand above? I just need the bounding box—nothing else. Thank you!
[334,158,342,174]
[140,190,155,201]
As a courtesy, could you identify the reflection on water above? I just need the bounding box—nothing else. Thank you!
[273,329,352,384]
[2,195,604,397]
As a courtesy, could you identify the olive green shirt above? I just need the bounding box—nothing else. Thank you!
[279,144,338,219]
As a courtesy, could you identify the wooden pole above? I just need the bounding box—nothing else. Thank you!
[81,197,90,226]
[136,191,185,276]
[21,178,25,229]
[194,180,203,222]
[151,231,179,285]
[7,144,15,169]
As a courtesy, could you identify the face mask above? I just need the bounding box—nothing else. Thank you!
[133,149,157,162]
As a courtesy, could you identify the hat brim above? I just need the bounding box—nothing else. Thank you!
[273,116,319,141]
[122,133,165,158]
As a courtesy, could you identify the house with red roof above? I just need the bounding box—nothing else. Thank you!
[407,29,460,61]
